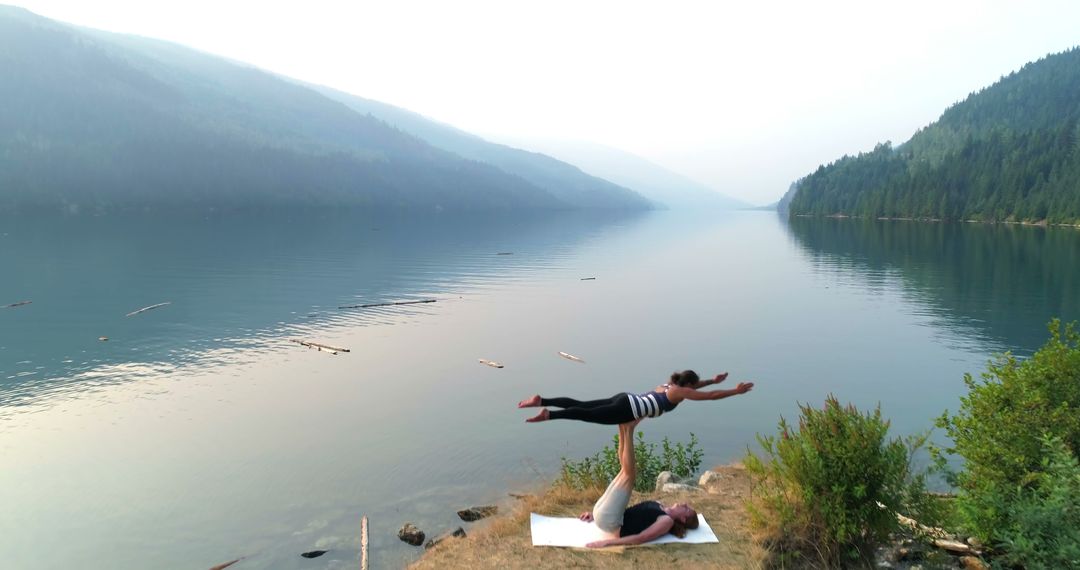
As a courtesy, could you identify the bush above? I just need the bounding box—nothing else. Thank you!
[934,319,1080,560]
[744,395,935,567]
[558,431,703,492]
[993,435,1080,569]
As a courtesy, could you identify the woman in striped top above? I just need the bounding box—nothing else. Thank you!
[518,370,753,424]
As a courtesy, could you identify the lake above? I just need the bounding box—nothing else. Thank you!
[1,210,1077,569]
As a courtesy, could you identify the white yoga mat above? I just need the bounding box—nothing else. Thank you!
[529,513,719,547]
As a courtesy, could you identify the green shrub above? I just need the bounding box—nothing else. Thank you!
[558,431,703,493]
[992,435,1080,569]
[934,320,1080,544]
[745,395,935,567]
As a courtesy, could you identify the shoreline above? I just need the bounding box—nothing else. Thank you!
[791,213,1080,229]
[408,465,765,569]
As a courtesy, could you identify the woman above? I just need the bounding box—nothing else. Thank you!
[518,370,753,424]
[580,419,700,548]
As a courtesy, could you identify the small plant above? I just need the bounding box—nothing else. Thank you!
[744,395,934,567]
[558,432,703,492]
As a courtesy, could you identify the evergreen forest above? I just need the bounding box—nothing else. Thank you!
[787,47,1080,224]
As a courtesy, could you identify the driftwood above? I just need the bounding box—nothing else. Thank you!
[3,300,31,308]
[558,351,586,363]
[361,515,369,570]
[580,277,596,281]
[893,507,982,556]
[289,339,350,355]
[478,359,504,368]
[338,299,436,310]
[208,558,243,570]
[496,252,514,255]
[126,302,171,317]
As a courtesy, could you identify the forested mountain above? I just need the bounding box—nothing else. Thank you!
[480,137,750,209]
[304,85,653,209]
[0,6,651,212]
[787,47,1080,224]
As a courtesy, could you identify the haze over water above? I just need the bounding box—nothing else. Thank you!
[1,210,1077,568]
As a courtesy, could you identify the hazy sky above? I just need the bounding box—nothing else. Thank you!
[13,1,1080,204]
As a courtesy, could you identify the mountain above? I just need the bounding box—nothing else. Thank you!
[787,47,1080,224]
[302,84,653,209]
[0,6,650,213]
[489,138,750,209]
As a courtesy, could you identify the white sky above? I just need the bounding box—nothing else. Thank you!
[11,0,1080,204]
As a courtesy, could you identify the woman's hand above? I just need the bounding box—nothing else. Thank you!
[578,511,594,523]
[586,538,614,548]
[736,382,754,394]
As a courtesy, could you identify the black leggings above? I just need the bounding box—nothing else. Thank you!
[543,393,636,425]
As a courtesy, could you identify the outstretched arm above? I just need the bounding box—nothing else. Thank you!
[669,382,753,403]
[685,372,728,389]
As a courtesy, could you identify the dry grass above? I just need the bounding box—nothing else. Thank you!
[410,465,766,570]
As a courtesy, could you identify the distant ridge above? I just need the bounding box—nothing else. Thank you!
[495,137,750,210]
[303,84,654,210]
[787,47,1080,224]
[0,5,651,213]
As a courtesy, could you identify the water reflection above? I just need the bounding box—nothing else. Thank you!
[785,216,1080,355]
[0,209,648,411]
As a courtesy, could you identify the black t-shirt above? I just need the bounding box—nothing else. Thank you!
[619,501,667,537]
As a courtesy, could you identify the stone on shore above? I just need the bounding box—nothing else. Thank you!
[661,483,701,493]
[398,523,425,546]
[424,527,467,549]
[698,470,725,488]
[655,471,673,491]
[457,505,497,522]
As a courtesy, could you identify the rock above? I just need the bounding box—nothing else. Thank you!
[655,471,674,491]
[300,550,328,559]
[661,483,701,493]
[398,523,425,546]
[698,470,724,488]
[894,545,926,562]
[424,527,466,549]
[959,556,989,570]
[965,536,984,550]
[457,505,497,522]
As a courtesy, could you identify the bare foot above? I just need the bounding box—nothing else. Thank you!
[518,394,542,408]
[525,408,550,422]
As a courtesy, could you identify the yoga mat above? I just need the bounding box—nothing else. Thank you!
[529,513,719,547]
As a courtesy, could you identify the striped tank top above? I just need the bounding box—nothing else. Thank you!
[628,384,678,419]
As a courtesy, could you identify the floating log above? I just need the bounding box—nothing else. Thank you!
[3,300,32,308]
[558,351,586,364]
[208,558,243,570]
[126,302,171,317]
[361,515,369,570]
[338,299,436,310]
[289,339,350,354]
[478,359,504,368]
[580,277,596,281]
[496,252,514,255]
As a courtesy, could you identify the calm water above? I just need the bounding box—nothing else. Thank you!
[1,210,1077,569]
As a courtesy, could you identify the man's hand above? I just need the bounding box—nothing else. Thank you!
[586,538,613,548]
[712,372,729,385]
[736,382,754,394]
[578,511,594,523]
